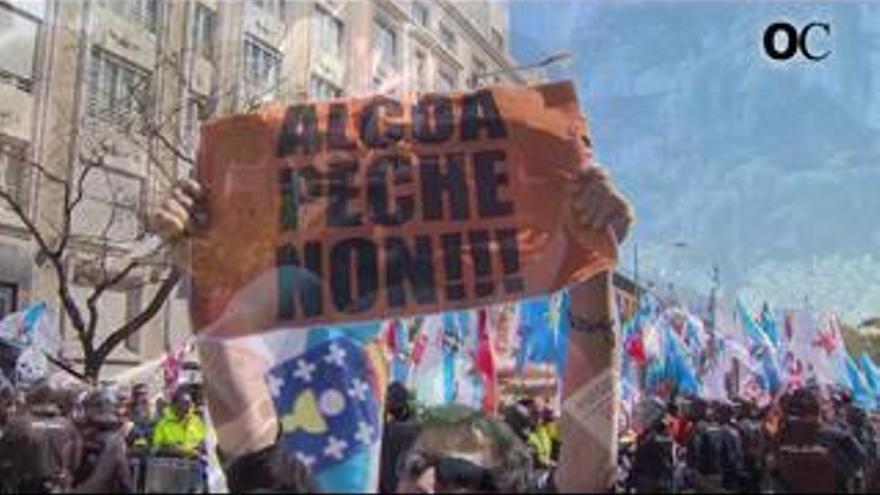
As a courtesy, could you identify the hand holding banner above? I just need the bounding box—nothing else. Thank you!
[191,82,615,336]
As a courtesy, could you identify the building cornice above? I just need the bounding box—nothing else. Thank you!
[373,0,410,24]
[407,24,464,72]
[436,0,523,83]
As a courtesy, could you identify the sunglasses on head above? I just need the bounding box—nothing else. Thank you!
[399,452,498,493]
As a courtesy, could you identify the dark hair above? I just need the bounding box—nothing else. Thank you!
[502,403,533,442]
[437,456,498,492]
[0,382,13,403]
[386,382,413,422]
[225,443,319,493]
[411,405,536,493]
[25,380,57,408]
[783,388,821,418]
[689,398,707,421]
[173,387,193,403]
[716,402,735,424]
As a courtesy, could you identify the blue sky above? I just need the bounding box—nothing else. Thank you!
[510,2,880,322]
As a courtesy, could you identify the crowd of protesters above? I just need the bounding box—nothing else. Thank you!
[378,382,563,494]
[0,377,207,493]
[620,386,880,494]
[376,382,880,494]
[8,373,880,493]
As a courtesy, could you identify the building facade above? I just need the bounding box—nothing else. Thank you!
[0,0,521,378]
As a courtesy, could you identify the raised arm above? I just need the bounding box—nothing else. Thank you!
[556,166,634,493]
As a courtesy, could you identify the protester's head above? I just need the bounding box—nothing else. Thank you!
[0,379,14,425]
[387,381,414,423]
[532,396,547,415]
[172,387,194,417]
[191,384,205,411]
[225,443,320,493]
[24,379,62,416]
[737,398,758,420]
[706,401,724,423]
[24,379,52,406]
[846,404,868,428]
[502,402,533,443]
[398,405,534,493]
[397,450,437,494]
[833,389,852,408]
[521,397,542,425]
[688,398,707,422]
[133,383,149,399]
[83,388,121,429]
[131,401,151,423]
[782,387,821,420]
[639,397,668,433]
[113,386,132,420]
[53,382,86,419]
[716,402,735,424]
[729,399,745,420]
[541,403,556,425]
[130,383,152,421]
[156,396,169,416]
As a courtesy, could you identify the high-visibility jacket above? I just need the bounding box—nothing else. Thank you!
[151,407,206,457]
[529,424,555,467]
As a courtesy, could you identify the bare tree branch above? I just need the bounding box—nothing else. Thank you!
[85,255,141,344]
[45,353,88,383]
[0,187,88,345]
[0,146,68,186]
[146,121,196,166]
[2,40,258,380]
[68,153,104,215]
[93,267,181,368]
[57,154,103,256]
[0,187,53,256]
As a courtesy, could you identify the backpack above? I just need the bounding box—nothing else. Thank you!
[775,417,838,493]
[775,444,836,493]
[738,420,765,459]
[719,426,745,489]
[694,425,723,476]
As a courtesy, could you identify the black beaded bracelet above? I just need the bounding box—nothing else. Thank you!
[568,311,616,334]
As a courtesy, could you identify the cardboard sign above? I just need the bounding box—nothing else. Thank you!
[192,82,616,336]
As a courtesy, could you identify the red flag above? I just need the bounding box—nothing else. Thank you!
[475,309,498,414]
[411,326,429,366]
[384,320,398,355]
[625,334,647,366]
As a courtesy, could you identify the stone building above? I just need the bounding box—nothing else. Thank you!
[0,0,521,379]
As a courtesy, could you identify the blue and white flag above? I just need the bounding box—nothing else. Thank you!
[259,322,388,493]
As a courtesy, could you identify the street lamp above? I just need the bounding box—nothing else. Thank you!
[472,51,573,86]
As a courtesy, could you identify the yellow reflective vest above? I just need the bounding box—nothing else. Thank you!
[151,407,207,457]
[528,424,555,467]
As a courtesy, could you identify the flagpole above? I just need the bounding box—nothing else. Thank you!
[634,243,640,307]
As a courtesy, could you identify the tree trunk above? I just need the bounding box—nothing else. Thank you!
[84,351,102,384]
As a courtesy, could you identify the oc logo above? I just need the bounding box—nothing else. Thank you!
[763,22,831,61]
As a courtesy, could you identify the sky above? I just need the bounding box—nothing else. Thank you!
[509,1,880,323]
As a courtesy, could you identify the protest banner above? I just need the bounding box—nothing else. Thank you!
[191,82,616,336]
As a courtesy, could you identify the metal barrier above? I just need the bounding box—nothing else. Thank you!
[130,456,206,494]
